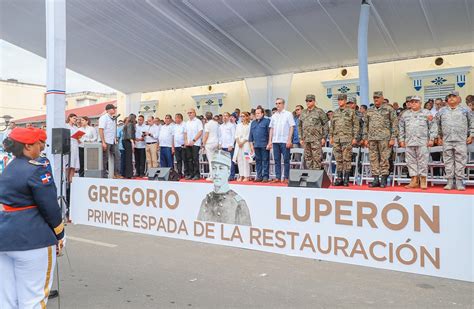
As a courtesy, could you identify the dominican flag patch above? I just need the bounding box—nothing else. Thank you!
[41,173,52,184]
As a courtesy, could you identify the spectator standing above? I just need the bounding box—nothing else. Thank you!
[4,121,16,138]
[117,117,126,177]
[173,113,185,177]
[362,91,398,188]
[159,114,175,168]
[203,112,220,179]
[436,91,473,190]
[249,106,271,182]
[219,112,237,180]
[399,96,437,190]
[144,116,160,170]
[330,94,359,186]
[292,105,303,148]
[122,114,136,179]
[98,104,120,178]
[184,108,203,180]
[233,112,252,182]
[134,115,147,177]
[78,116,98,177]
[431,98,443,117]
[269,98,295,183]
[65,113,80,183]
[298,94,329,170]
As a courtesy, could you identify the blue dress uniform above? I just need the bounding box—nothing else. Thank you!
[0,129,64,309]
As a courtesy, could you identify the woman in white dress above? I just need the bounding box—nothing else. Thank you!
[65,113,81,183]
[232,112,253,182]
[78,116,98,177]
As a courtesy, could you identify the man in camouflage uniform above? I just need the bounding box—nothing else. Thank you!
[398,96,437,190]
[363,91,398,188]
[298,94,329,170]
[198,150,252,225]
[436,91,473,190]
[348,96,364,143]
[330,94,360,186]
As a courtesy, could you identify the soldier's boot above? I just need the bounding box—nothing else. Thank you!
[380,175,388,188]
[444,179,454,190]
[334,172,344,186]
[455,179,466,191]
[405,176,419,189]
[343,172,350,187]
[419,176,427,190]
[369,176,380,188]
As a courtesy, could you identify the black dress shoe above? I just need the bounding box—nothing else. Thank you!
[48,290,59,299]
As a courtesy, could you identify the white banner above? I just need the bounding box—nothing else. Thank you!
[71,178,474,282]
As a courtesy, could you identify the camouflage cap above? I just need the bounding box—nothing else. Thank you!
[211,150,231,168]
[337,94,347,100]
[411,95,422,101]
[447,90,460,97]
[405,96,412,102]
[305,94,316,101]
[348,96,357,103]
[373,91,383,98]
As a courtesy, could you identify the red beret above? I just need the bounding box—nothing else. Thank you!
[36,128,47,142]
[8,127,40,144]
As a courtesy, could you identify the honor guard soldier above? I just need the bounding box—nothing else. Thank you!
[363,91,398,188]
[398,96,437,189]
[298,94,329,170]
[330,94,360,186]
[0,128,65,308]
[198,150,252,226]
[436,91,474,190]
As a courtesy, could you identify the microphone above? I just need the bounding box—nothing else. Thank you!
[112,114,121,120]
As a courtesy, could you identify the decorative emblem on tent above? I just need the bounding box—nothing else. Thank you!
[431,76,447,86]
[205,99,214,105]
[337,86,350,93]
[413,79,422,91]
[326,88,332,99]
[143,105,150,112]
[456,74,466,87]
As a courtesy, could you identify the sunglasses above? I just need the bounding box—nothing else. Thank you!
[305,100,314,102]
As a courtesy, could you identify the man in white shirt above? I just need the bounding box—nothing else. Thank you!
[431,98,443,117]
[184,108,203,180]
[219,112,236,180]
[268,98,295,183]
[144,116,160,170]
[173,113,185,177]
[134,115,147,177]
[98,104,120,178]
[203,112,220,180]
[159,114,175,168]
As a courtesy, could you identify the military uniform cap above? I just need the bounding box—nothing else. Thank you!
[305,94,316,101]
[8,127,40,144]
[411,95,422,101]
[348,96,357,103]
[212,150,231,168]
[28,128,47,142]
[337,94,347,100]
[405,96,412,102]
[447,90,459,97]
[373,91,383,98]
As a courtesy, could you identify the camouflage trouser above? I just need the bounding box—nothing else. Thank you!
[406,145,429,177]
[443,141,467,180]
[304,141,322,170]
[333,141,352,172]
[368,140,391,176]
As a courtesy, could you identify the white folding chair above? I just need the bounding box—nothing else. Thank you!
[199,148,209,178]
[359,148,373,185]
[290,148,305,169]
[428,146,445,186]
[465,144,474,186]
[392,147,409,186]
[322,147,333,179]
[350,147,361,185]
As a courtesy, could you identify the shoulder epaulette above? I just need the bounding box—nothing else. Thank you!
[29,160,48,167]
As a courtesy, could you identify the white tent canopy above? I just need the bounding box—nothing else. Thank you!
[1,0,473,93]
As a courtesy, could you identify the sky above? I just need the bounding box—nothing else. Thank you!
[0,39,115,93]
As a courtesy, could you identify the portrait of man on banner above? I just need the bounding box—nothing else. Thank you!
[197,150,252,226]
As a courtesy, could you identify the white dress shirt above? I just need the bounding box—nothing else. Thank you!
[269,109,295,143]
[173,123,185,147]
[98,114,117,144]
[184,118,203,147]
[204,120,220,145]
[146,124,160,143]
[79,126,98,147]
[159,124,174,147]
[135,124,147,148]
[219,121,236,149]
